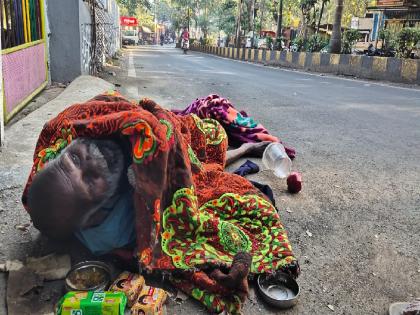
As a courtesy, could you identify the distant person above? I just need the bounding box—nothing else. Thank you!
[181,27,189,42]
[160,33,164,46]
[181,27,190,53]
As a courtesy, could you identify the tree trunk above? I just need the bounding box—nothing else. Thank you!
[330,0,344,54]
[247,0,255,32]
[317,0,326,33]
[300,7,308,40]
[235,0,243,48]
[276,0,283,38]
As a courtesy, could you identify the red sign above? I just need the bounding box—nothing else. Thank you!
[377,0,406,7]
[120,16,138,27]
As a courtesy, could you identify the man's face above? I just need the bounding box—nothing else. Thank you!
[58,139,123,203]
[28,138,124,238]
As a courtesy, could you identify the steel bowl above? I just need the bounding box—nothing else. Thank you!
[65,261,111,292]
[257,273,300,309]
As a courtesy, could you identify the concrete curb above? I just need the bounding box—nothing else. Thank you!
[1,76,113,173]
[192,44,420,85]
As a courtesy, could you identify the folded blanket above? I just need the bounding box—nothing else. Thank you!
[173,94,296,159]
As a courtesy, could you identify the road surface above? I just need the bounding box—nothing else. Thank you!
[0,45,418,315]
[102,45,420,315]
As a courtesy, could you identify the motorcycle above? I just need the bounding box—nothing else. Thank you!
[182,39,189,54]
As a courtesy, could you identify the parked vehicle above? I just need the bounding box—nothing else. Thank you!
[120,16,139,45]
[122,30,139,45]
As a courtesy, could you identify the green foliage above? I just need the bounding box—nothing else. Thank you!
[215,0,237,35]
[266,36,274,50]
[116,0,151,16]
[307,33,328,52]
[292,36,306,52]
[300,0,317,11]
[378,28,397,54]
[341,29,360,54]
[395,27,420,59]
[275,36,285,50]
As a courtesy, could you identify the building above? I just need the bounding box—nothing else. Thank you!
[1,0,120,145]
[1,0,48,139]
[369,0,420,39]
[47,0,121,83]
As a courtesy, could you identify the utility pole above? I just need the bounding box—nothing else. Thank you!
[375,11,383,49]
[154,0,159,44]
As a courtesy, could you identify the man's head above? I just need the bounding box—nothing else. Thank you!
[28,138,124,239]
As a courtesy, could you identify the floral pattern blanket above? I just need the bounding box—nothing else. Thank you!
[22,92,299,313]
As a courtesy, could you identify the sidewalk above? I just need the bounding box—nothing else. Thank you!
[0,76,113,314]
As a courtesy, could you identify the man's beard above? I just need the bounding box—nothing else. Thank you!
[83,138,125,202]
[72,138,125,228]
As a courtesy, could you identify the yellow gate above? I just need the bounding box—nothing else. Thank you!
[1,0,48,122]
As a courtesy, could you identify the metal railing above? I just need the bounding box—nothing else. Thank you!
[1,0,44,50]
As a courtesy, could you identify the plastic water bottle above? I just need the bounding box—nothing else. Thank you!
[262,143,292,178]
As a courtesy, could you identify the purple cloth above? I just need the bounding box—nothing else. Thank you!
[173,94,296,159]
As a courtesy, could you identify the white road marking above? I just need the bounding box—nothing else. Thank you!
[199,69,235,75]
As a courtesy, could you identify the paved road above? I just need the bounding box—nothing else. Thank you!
[101,45,420,315]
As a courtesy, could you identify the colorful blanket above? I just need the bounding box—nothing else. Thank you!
[22,92,299,313]
[173,94,296,159]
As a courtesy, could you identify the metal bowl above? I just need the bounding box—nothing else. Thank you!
[65,261,111,292]
[257,273,300,309]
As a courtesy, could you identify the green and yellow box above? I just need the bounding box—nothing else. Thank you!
[57,291,127,315]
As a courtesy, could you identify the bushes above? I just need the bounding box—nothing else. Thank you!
[266,36,274,50]
[341,29,361,54]
[379,29,396,51]
[395,27,420,58]
[307,34,328,52]
[291,36,306,52]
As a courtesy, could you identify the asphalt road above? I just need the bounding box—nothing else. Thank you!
[0,45,418,315]
[102,45,420,315]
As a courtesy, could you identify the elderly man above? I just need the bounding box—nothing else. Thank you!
[23,92,299,313]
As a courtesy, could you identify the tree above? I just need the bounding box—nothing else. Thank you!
[117,0,151,16]
[299,0,317,40]
[316,0,329,33]
[341,28,359,53]
[330,0,344,54]
[215,0,237,37]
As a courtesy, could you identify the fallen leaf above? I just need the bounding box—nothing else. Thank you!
[306,230,313,237]
[15,223,30,232]
[327,304,335,311]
